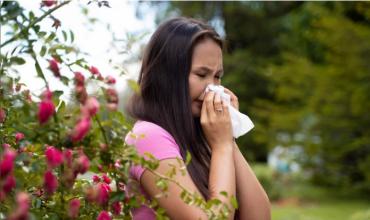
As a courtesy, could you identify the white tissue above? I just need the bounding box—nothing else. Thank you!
[205,84,254,138]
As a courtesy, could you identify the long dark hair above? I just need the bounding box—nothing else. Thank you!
[126,17,224,199]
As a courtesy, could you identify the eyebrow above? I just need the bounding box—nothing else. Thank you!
[194,66,224,77]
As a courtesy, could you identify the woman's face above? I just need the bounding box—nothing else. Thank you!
[189,38,223,117]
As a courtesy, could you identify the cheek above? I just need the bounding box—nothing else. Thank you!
[189,77,205,100]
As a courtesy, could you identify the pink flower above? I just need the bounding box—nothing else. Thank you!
[85,97,100,116]
[74,153,90,174]
[68,198,81,219]
[43,170,58,195]
[42,0,57,7]
[0,108,6,123]
[49,58,60,77]
[97,211,111,220]
[92,175,101,183]
[105,88,118,104]
[63,149,73,167]
[74,72,85,87]
[0,149,16,178]
[75,85,88,104]
[8,192,30,220]
[45,146,63,169]
[38,99,55,124]
[2,143,11,149]
[2,175,16,193]
[102,174,111,184]
[96,183,110,206]
[89,66,100,75]
[71,117,91,142]
[111,201,122,215]
[15,132,24,143]
[105,76,116,84]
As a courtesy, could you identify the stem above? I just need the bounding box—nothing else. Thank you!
[0,1,71,48]
[94,115,109,147]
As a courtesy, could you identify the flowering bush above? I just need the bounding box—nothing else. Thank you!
[0,1,235,219]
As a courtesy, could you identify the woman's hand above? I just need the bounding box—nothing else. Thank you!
[200,91,233,151]
[223,87,239,110]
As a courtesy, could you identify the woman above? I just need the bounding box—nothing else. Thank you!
[125,17,270,220]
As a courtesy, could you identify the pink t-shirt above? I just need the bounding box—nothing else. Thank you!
[125,120,183,219]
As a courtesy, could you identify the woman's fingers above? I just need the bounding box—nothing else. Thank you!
[214,93,223,114]
[202,91,215,119]
[223,87,239,110]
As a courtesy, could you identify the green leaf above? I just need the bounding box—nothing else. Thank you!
[40,46,47,57]
[35,61,43,78]
[70,30,74,43]
[230,195,238,209]
[62,30,68,41]
[45,32,56,43]
[185,151,192,165]
[127,79,140,93]
[10,57,25,65]
[37,31,47,38]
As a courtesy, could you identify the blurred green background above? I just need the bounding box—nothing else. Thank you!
[136,2,370,219]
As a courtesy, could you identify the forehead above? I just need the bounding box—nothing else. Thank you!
[191,38,223,70]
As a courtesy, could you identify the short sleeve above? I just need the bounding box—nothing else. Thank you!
[125,121,183,182]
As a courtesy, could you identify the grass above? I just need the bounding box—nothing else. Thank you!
[251,163,370,220]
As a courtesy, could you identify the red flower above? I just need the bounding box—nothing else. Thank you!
[38,99,55,124]
[97,211,111,220]
[102,174,111,184]
[0,149,16,178]
[2,175,16,193]
[68,198,81,219]
[75,85,88,104]
[48,58,60,77]
[96,183,110,206]
[15,132,24,143]
[74,72,85,87]
[89,66,100,75]
[71,117,91,142]
[45,146,63,169]
[92,175,101,183]
[85,97,100,116]
[105,88,118,104]
[0,108,6,123]
[105,76,116,84]
[42,0,57,7]
[43,170,58,195]
[74,153,90,174]
[111,201,122,215]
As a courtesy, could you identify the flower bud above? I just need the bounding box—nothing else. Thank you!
[43,170,58,195]
[85,97,100,116]
[74,153,90,174]
[0,108,6,123]
[74,72,85,87]
[49,58,60,77]
[105,76,116,84]
[0,149,16,178]
[68,198,81,219]
[42,0,57,7]
[89,66,100,75]
[38,99,55,124]
[15,132,25,143]
[71,117,91,142]
[97,211,111,220]
[2,174,16,193]
[111,202,122,215]
[45,146,63,169]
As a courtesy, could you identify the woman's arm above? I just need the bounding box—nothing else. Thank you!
[233,142,271,220]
